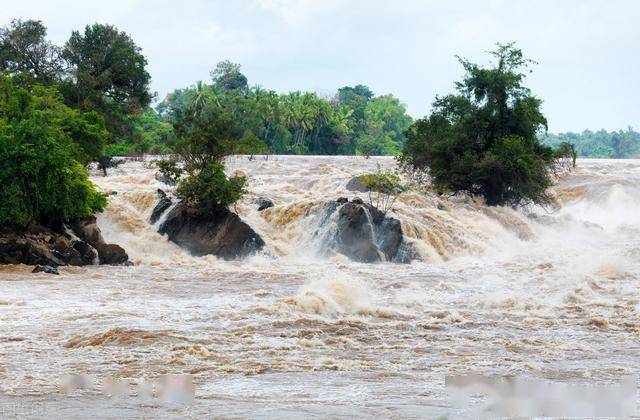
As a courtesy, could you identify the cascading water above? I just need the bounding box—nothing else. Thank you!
[1,156,638,417]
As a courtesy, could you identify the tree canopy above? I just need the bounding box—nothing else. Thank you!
[0,19,64,85]
[400,43,558,207]
[0,75,107,227]
[160,65,412,156]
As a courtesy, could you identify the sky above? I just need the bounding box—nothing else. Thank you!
[1,0,638,133]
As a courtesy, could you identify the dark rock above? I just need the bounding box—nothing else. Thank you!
[95,243,129,265]
[108,191,118,196]
[350,197,364,205]
[158,203,266,260]
[437,203,446,211]
[255,196,274,211]
[336,197,348,204]
[157,174,176,186]
[0,237,66,266]
[32,265,59,275]
[334,203,382,262]
[150,189,173,224]
[70,216,102,245]
[0,217,128,267]
[124,260,135,267]
[345,175,369,192]
[71,216,129,265]
[316,200,414,263]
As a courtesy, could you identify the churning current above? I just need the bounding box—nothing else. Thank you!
[0,156,639,418]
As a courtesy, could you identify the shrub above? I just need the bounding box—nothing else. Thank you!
[361,167,404,214]
[176,163,246,211]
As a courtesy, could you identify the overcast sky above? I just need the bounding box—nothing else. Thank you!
[1,0,638,132]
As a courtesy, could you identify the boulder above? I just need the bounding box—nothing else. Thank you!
[255,196,274,211]
[158,203,266,260]
[345,175,369,192]
[150,189,173,224]
[333,203,382,262]
[0,236,66,266]
[336,197,348,204]
[32,265,59,275]
[350,197,364,205]
[70,216,129,265]
[0,223,100,267]
[316,200,413,263]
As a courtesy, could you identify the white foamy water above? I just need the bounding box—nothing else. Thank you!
[0,157,638,418]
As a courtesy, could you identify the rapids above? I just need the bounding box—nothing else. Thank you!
[1,156,639,417]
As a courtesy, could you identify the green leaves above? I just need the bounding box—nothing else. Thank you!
[0,75,107,227]
[176,162,246,212]
[400,43,555,207]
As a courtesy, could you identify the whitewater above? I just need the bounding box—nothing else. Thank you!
[1,156,638,417]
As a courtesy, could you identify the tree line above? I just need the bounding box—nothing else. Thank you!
[157,62,413,156]
[541,128,640,159]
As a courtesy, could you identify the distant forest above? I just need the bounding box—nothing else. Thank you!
[541,128,640,159]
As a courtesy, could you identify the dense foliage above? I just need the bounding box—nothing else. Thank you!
[541,128,640,158]
[400,44,560,207]
[0,18,153,227]
[159,62,413,156]
[157,90,249,211]
[0,76,107,227]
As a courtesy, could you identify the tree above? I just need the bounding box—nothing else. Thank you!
[211,60,248,92]
[157,88,247,212]
[400,43,557,207]
[0,19,64,85]
[0,75,106,227]
[356,94,412,156]
[61,23,153,140]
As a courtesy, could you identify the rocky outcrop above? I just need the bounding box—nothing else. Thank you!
[345,175,369,192]
[315,200,417,263]
[158,203,265,260]
[0,217,128,267]
[255,196,274,211]
[70,217,129,265]
[150,189,173,224]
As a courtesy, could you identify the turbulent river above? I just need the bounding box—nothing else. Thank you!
[1,156,639,418]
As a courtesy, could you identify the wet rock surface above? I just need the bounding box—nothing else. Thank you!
[255,196,274,211]
[315,200,417,263]
[71,217,129,265]
[158,203,266,260]
[150,189,173,224]
[0,217,128,267]
[345,175,369,192]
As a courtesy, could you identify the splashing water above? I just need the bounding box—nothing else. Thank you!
[0,157,638,417]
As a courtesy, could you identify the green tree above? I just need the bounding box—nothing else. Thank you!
[211,60,248,92]
[61,23,153,140]
[400,43,557,206]
[356,94,412,156]
[0,75,106,227]
[0,19,64,85]
[158,88,247,211]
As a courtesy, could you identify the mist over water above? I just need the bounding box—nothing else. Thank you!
[1,157,638,417]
